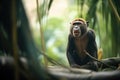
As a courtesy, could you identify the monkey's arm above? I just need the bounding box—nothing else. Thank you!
[66,35,76,66]
[87,30,98,60]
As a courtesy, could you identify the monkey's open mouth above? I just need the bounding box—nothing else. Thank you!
[73,30,81,37]
[73,30,80,35]
[74,30,80,34]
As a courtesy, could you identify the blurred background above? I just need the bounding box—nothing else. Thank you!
[0,0,120,79]
[23,0,120,66]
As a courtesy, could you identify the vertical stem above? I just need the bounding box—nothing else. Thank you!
[108,0,120,22]
[108,0,119,56]
[97,18,102,48]
[36,0,48,68]
[11,0,19,80]
[77,0,80,17]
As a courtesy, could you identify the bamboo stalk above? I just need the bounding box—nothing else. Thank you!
[11,0,19,80]
[108,0,120,23]
[77,0,80,17]
[36,0,48,68]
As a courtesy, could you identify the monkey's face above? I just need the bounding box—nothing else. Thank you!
[71,21,87,37]
[72,24,81,37]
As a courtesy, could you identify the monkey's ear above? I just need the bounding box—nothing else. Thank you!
[86,21,89,27]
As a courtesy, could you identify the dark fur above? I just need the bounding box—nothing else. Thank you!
[67,22,98,69]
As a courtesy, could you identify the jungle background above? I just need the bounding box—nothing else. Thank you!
[23,0,120,66]
[0,0,120,80]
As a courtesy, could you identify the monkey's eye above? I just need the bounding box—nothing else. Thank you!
[73,23,81,25]
[73,21,83,25]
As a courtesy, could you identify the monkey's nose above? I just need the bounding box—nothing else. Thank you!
[74,26,79,30]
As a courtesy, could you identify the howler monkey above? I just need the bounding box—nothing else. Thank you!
[66,18,98,70]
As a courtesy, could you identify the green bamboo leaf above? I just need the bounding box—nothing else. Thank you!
[86,0,98,28]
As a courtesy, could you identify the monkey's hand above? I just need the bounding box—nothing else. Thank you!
[71,64,81,68]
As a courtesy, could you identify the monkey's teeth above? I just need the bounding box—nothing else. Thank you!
[74,30,79,33]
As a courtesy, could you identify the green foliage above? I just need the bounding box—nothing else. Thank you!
[33,0,120,66]
[77,0,120,58]
[44,17,69,65]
